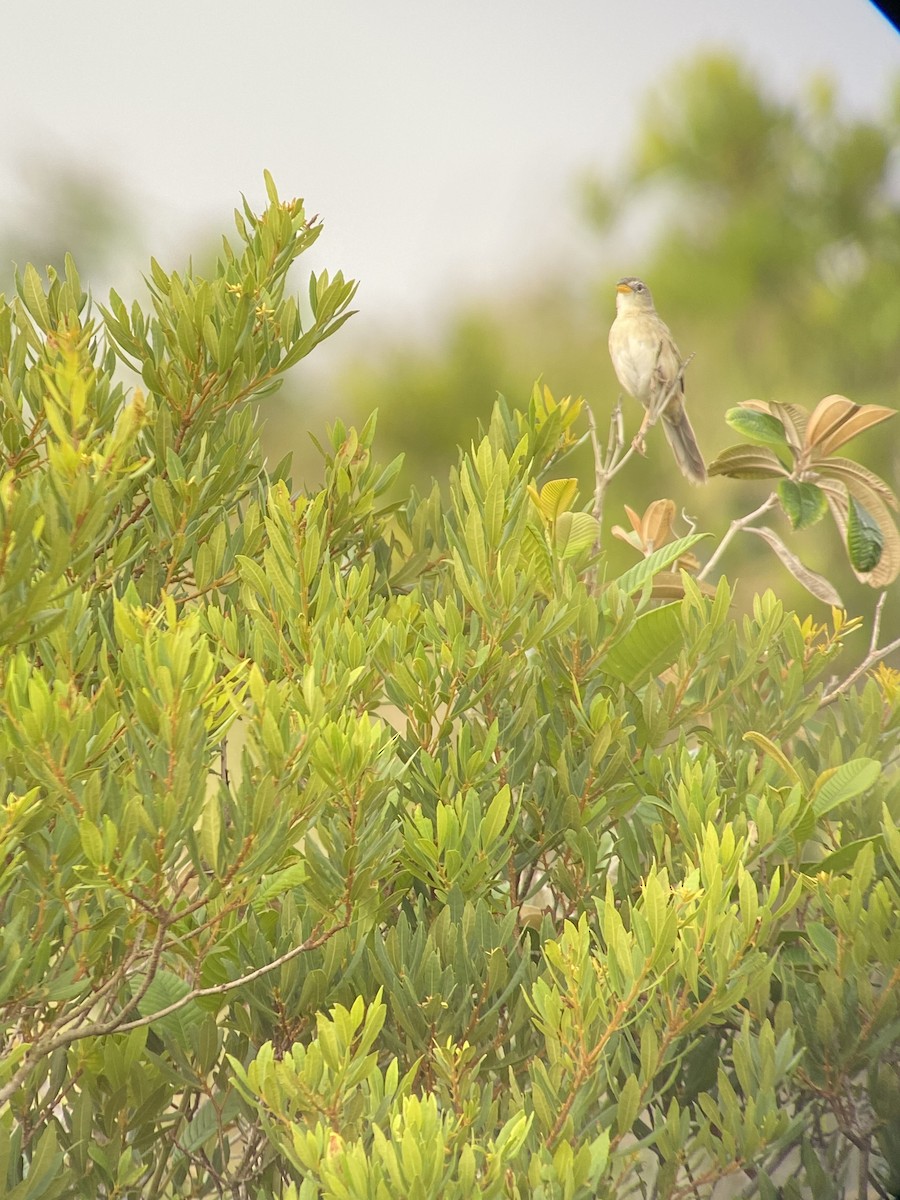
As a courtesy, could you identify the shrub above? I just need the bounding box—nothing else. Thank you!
[1,177,899,1199]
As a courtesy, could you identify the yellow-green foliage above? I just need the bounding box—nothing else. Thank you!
[1,180,899,1199]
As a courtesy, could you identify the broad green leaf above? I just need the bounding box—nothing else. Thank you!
[726,407,790,451]
[823,485,900,586]
[136,969,202,1048]
[811,758,880,818]
[801,836,882,876]
[777,480,827,531]
[555,510,600,559]
[180,1092,243,1154]
[846,495,883,573]
[602,602,683,687]
[536,477,579,521]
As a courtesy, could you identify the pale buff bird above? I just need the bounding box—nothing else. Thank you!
[608,277,706,485]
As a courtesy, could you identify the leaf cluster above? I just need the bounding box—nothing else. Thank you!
[711,396,899,599]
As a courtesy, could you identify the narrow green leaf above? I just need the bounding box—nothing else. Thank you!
[607,534,709,604]
[79,818,104,866]
[616,1074,642,1136]
[806,921,838,964]
[21,264,52,332]
[263,169,279,206]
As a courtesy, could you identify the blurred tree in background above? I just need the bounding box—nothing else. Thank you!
[321,53,900,624]
[0,156,142,287]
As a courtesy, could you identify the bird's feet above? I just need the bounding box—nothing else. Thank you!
[631,433,647,456]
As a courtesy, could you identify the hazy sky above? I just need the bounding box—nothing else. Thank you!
[2,1,897,351]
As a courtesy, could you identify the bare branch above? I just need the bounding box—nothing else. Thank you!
[697,493,779,582]
[0,911,349,1108]
[819,592,900,707]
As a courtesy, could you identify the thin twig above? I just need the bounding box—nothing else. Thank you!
[0,912,349,1108]
[587,403,606,529]
[697,493,779,582]
[819,598,900,707]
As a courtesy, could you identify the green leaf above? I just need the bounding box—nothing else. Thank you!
[136,970,201,1048]
[811,758,881,818]
[555,511,600,559]
[263,169,280,206]
[180,1091,243,1154]
[602,602,683,687]
[537,477,579,521]
[607,533,709,603]
[20,264,52,333]
[801,835,882,876]
[616,1074,642,1136]
[482,786,511,848]
[726,407,790,451]
[846,494,883,572]
[806,921,838,964]
[743,732,801,785]
[79,818,105,866]
[777,480,827,531]
[9,1126,65,1199]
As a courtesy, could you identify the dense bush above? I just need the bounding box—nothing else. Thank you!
[1,179,899,1199]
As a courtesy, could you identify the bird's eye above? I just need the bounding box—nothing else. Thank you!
[635,283,644,291]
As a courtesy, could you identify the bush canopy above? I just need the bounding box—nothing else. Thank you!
[1,176,899,1199]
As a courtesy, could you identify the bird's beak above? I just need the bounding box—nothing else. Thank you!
[616,282,633,294]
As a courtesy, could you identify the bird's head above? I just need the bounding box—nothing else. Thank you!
[615,277,655,313]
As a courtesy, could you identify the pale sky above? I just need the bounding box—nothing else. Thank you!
[2,1,898,361]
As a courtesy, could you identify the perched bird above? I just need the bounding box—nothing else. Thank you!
[608,277,707,485]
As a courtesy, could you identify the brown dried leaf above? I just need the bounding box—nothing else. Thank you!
[623,504,644,537]
[641,499,676,550]
[770,402,810,451]
[816,458,899,511]
[805,394,896,457]
[744,525,843,606]
[611,525,643,551]
[651,571,717,600]
[708,445,789,479]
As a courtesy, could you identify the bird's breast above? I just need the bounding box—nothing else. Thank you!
[608,318,659,403]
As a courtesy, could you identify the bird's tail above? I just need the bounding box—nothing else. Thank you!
[662,409,707,485]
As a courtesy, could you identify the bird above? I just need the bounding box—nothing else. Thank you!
[608,277,707,485]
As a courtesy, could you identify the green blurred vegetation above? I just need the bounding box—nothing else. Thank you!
[324,53,900,626]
